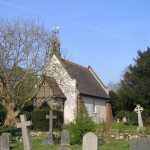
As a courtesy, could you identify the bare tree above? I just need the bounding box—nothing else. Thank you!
[0,19,51,126]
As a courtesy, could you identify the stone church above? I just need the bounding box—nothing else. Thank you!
[43,52,110,124]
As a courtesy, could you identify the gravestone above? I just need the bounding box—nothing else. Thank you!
[45,110,57,145]
[17,114,32,150]
[61,130,70,145]
[122,116,127,123]
[134,104,144,128]
[82,132,98,150]
[129,137,150,150]
[116,118,120,123]
[0,133,10,150]
[58,130,71,150]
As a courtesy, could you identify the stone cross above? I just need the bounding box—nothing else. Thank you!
[0,133,10,150]
[45,110,57,144]
[82,132,98,150]
[134,104,144,128]
[17,114,32,150]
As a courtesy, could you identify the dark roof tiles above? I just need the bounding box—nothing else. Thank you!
[61,59,109,99]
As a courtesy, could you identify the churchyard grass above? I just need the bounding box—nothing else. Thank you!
[12,135,81,150]
[112,123,137,134]
[111,123,150,134]
[12,136,129,150]
[101,139,129,150]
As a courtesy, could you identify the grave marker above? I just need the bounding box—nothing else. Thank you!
[122,116,127,123]
[61,130,70,145]
[58,130,71,150]
[0,133,10,150]
[17,114,32,150]
[45,110,57,145]
[134,104,144,128]
[82,132,98,150]
[129,137,150,150]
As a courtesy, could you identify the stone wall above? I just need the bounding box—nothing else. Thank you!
[45,55,77,124]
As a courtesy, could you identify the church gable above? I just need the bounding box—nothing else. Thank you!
[44,55,77,94]
[44,54,78,123]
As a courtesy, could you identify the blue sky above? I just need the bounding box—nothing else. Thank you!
[0,0,150,84]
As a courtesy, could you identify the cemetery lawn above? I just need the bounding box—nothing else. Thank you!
[12,136,81,150]
[12,137,129,150]
[101,139,129,150]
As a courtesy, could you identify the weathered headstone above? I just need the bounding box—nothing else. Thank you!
[45,110,57,145]
[122,116,127,123]
[129,137,150,150]
[134,104,144,128]
[61,130,70,145]
[0,133,10,150]
[116,118,120,123]
[58,130,71,150]
[17,114,32,150]
[82,132,98,150]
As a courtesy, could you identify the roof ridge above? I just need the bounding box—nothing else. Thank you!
[61,58,88,70]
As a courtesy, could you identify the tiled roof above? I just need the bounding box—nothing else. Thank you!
[61,59,109,99]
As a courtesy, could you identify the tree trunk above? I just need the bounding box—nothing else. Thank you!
[4,104,18,127]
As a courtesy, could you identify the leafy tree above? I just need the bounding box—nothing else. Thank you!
[0,19,51,126]
[109,90,123,115]
[117,47,150,112]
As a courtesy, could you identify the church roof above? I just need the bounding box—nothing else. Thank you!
[61,59,109,99]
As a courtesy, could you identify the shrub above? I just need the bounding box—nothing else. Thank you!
[143,109,150,125]
[68,116,96,144]
[115,111,137,125]
[127,112,137,125]
[0,127,21,137]
[67,101,96,144]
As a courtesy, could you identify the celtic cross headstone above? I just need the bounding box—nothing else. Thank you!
[134,104,144,128]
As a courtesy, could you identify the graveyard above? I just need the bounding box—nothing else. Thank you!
[6,120,150,150]
[1,111,150,150]
[11,133,129,150]
[0,25,150,150]
[1,3,150,149]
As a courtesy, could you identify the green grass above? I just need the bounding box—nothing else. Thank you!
[12,137,129,150]
[101,140,129,150]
